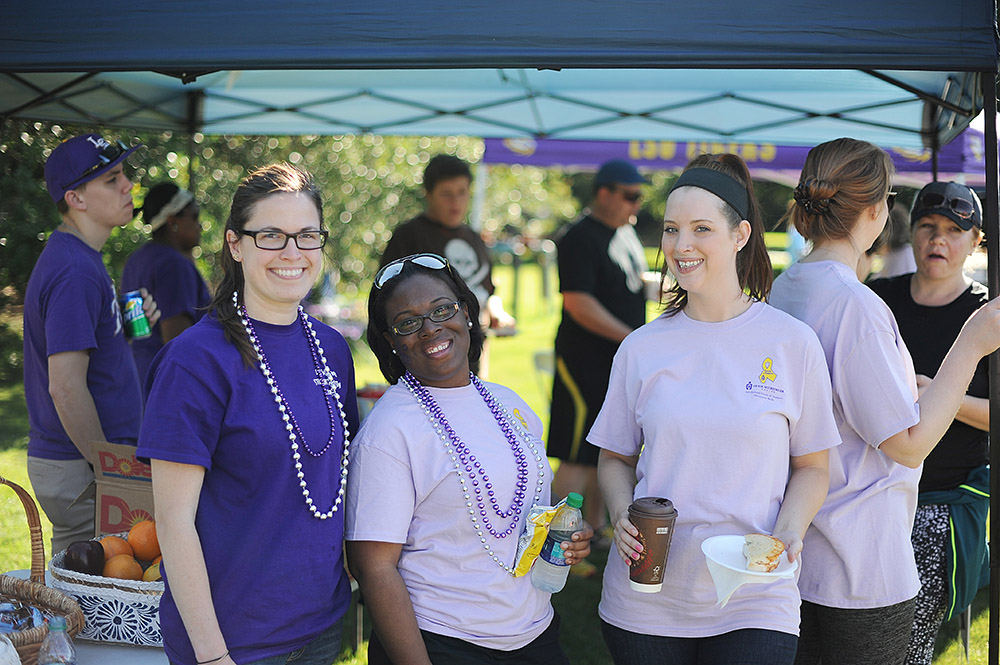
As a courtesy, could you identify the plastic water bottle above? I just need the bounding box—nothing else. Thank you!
[37,615,76,665]
[531,492,584,593]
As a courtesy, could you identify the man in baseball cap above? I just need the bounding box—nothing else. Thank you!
[24,133,158,553]
[548,159,651,561]
[44,133,142,204]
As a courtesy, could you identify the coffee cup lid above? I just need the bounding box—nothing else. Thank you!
[629,497,677,517]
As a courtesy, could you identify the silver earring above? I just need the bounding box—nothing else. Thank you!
[467,320,474,328]
[392,348,398,355]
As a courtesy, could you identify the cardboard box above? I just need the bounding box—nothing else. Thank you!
[91,441,155,536]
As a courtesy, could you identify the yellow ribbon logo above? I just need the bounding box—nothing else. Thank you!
[512,408,530,430]
[759,358,777,383]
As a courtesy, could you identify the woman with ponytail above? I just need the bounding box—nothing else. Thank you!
[591,153,840,664]
[770,138,1000,665]
[136,164,359,665]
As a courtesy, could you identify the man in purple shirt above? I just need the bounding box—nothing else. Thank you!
[23,133,159,553]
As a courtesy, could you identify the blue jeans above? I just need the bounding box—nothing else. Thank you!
[602,620,797,665]
[172,619,344,665]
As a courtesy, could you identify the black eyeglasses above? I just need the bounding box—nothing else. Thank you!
[391,301,461,336]
[887,192,897,211]
[916,192,976,220]
[239,229,328,250]
[61,140,131,189]
[374,253,450,289]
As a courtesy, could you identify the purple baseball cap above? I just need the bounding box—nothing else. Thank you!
[44,134,142,203]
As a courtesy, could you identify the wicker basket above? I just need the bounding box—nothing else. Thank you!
[49,532,164,646]
[0,475,85,665]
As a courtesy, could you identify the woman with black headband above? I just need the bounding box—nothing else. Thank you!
[590,153,840,664]
[770,139,1000,665]
[122,181,211,383]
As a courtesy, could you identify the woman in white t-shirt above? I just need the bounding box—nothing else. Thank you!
[345,253,593,665]
[592,154,841,665]
[769,137,1000,665]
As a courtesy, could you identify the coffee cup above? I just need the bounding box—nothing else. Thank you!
[627,497,678,593]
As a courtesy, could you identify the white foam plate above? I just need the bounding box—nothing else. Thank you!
[701,534,798,577]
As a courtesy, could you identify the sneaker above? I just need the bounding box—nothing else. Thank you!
[570,558,599,579]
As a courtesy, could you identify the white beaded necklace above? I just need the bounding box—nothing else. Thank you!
[234,291,351,520]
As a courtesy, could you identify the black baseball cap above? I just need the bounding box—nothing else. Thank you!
[910,181,982,231]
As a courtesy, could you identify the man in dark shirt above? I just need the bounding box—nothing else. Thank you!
[549,160,649,540]
[380,154,515,331]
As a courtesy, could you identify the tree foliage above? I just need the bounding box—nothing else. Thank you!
[0,120,584,383]
[1,119,795,385]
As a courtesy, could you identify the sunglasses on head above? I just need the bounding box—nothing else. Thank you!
[374,253,450,289]
[917,191,976,220]
[61,140,131,189]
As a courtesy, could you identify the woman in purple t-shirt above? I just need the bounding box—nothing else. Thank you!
[345,253,592,665]
[770,138,1000,665]
[137,164,358,665]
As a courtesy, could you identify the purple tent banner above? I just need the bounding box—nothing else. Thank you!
[482,137,808,170]
[483,132,989,184]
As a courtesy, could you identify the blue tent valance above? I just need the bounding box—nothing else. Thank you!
[1,0,996,149]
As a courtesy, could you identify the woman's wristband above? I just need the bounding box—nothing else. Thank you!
[196,651,229,664]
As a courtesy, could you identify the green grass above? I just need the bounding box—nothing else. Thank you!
[0,263,990,663]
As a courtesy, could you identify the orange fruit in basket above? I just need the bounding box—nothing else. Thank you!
[142,561,162,582]
[100,536,133,560]
[128,519,160,561]
[103,553,143,580]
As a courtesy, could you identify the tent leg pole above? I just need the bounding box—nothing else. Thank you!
[983,69,999,665]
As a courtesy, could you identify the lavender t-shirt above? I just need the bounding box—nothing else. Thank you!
[23,230,141,458]
[121,242,211,384]
[589,302,840,637]
[136,314,357,665]
[770,260,921,608]
[345,381,553,651]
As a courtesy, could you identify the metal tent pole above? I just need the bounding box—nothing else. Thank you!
[983,70,999,665]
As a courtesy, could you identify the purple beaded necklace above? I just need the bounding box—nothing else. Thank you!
[401,371,546,575]
[235,291,351,520]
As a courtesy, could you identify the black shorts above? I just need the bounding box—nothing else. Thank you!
[547,352,613,467]
[368,613,569,665]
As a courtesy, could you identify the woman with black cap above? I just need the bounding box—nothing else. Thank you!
[122,182,211,383]
[868,182,989,665]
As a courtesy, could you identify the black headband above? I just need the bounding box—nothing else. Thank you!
[670,168,750,220]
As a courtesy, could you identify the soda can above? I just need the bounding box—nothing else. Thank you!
[119,290,152,340]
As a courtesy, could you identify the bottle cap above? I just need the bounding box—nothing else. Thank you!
[566,492,583,508]
[48,616,67,631]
